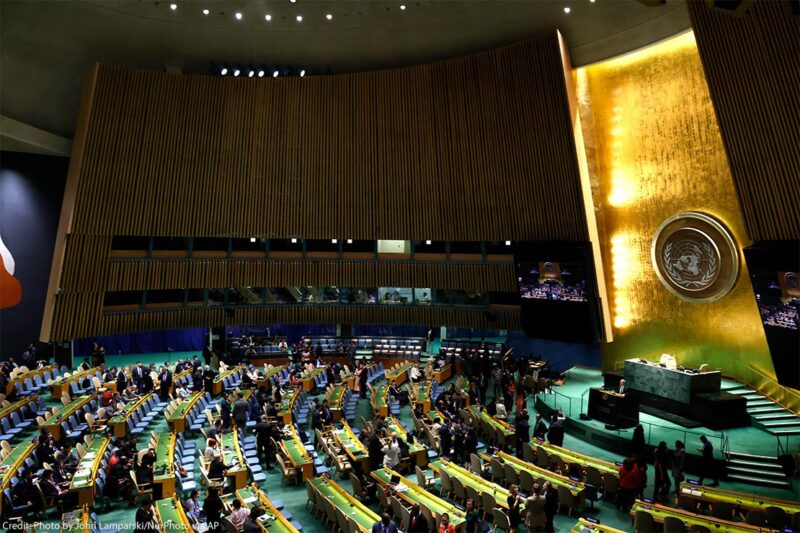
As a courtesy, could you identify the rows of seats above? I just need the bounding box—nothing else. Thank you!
[13,366,69,397]
[124,394,168,436]
[66,369,107,397]
[325,385,357,422]
[293,390,311,425]
[440,340,504,358]
[366,363,385,384]
[301,336,426,355]
[165,392,219,432]
[34,397,99,441]
[0,397,48,441]
[220,369,243,393]
[1,440,54,516]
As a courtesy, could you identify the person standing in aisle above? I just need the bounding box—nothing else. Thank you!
[697,435,718,486]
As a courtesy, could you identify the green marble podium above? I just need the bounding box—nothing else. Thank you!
[624,359,721,405]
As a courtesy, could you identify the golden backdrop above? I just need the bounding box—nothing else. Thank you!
[576,32,776,384]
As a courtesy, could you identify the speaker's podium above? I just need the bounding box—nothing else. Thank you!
[588,387,639,428]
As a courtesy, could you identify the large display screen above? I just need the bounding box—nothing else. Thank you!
[517,261,588,302]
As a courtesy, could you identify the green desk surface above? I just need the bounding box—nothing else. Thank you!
[60,509,89,532]
[215,365,245,383]
[679,482,800,515]
[630,500,761,533]
[155,497,192,530]
[385,416,425,454]
[107,393,151,424]
[278,388,299,419]
[386,362,414,380]
[373,384,388,409]
[429,458,510,508]
[417,381,432,403]
[302,366,326,380]
[310,477,380,532]
[153,433,175,482]
[0,442,35,489]
[488,451,585,498]
[52,368,96,385]
[0,396,35,421]
[283,428,312,467]
[333,423,368,460]
[46,395,93,425]
[70,438,109,490]
[220,432,246,472]
[237,485,299,533]
[328,385,346,407]
[372,468,466,528]
[469,405,514,437]
[167,391,202,421]
[530,438,618,476]
[570,518,626,533]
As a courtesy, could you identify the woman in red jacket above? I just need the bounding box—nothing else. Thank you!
[617,457,639,512]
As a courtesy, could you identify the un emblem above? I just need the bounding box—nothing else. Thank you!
[652,212,739,303]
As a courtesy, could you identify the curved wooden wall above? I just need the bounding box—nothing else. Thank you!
[43,32,588,340]
[688,1,800,241]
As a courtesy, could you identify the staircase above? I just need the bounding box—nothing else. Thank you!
[725,384,800,437]
[726,452,791,488]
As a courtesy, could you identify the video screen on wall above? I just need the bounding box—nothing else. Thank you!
[515,242,601,344]
[753,271,799,331]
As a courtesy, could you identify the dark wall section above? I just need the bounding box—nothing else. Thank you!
[0,152,67,357]
[507,331,600,373]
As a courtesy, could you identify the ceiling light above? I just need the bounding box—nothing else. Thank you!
[170,3,177,10]
[248,70,254,78]
[272,70,279,78]
[346,239,353,244]
[290,238,298,244]
[258,70,265,77]
[250,237,256,243]
[296,15,303,21]
[300,69,306,77]
[220,67,228,75]
[563,6,571,13]
[290,0,296,3]
[235,11,243,20]
[203,8,209,15]
[331,239,338,244]
[425,240,432,245]
[505,241,511,246]
[400,4,406,10]
[233,68,240,76]
[590,0,596,2]
[265,14,272,21]
[326,13,333,20]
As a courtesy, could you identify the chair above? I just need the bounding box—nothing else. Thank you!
[663,515,685,533]
[710,501,733,520]
[415,465,435,490]
[745,509,767,527]
[634,510,656,532]
[601,473,618,502]
[687,526,710,533]
[481,491,495,521]
[490,458,505,487]
[765,506,787,530]
[492,508,510,532]
[439,469,453,499]
[557,485,580,516]
[503,463,519,487]
[129,471,153,503]
[277,455,297,486]
[390,496,407,526]
[451,476,467,506]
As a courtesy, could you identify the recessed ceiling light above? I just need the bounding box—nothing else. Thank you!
[250,237,256,243]
[265,14,272,21]
[590,0,596,3]
[233,68,240,76]
[290,238,298,243]
[326,13,333,20]
[400,4,407,10]
[248,70,254,78]
[331,239,338,244]
[170,3,177,10]
[235,11,243,20]
[563,6,571,13]
[346,239,353,244]
[300,69,306,77]
[273,70,279,78]
[258,70,265,77]
[289,0,296,3]
[505,241,512,246]
[202,8,209,15]
[296,15,303,21]
[425,240,432,245]
[220,67,228,75]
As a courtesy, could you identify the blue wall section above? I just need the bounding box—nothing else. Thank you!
[74,328,206,357]
[507,331,601,372]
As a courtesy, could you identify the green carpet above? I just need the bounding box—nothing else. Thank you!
[20,359,799,532]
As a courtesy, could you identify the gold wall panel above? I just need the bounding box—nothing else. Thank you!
[576,32,777,383]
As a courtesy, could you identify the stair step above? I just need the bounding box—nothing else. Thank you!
[746,400,775,407]
[726,466,786,479]
[727,459,784,471]
[748,406,788,414]
[762,420,800,428]
[772,429,800,436]
[754,413,798,422]
[741,393,765,400]
[726,474,790,488]
[727,451,779,461]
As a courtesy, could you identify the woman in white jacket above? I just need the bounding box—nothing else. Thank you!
[382,433,401,468]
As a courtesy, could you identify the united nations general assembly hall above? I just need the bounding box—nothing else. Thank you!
[0,0,798,532]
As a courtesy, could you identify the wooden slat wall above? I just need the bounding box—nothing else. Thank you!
[47,32,585,340]
[688,1,800,241]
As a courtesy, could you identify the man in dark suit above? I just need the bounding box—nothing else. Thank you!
[547,414,565,447]
[132,362,146,393]
[255,415,274,469]
[158,367,172,400]
[134,497,159,533]
[514,408,531,458]
[116,367,128,392]
[319,399,332,427]
[533,413,548,440]
[371,513,398,533]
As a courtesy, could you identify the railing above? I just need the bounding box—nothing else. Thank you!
[775,433,800,458]
[538,390,728,460]
[743,365,800,415]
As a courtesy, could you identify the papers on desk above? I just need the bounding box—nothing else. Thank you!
[242,496,258,504]
[681,487,703,497]
[393,483,409,493]
[84,452,97,459]
[74,469,91,478]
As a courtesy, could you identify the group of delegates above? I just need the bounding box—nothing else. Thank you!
[357,415,417,472]
[10,434,81,512]
[135,488,265,533]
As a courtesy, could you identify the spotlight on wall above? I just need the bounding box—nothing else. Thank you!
[233,67,241,77]
[250,237,256,243]
[326,13,333,20]
[203,8,210,15]
[272,70,279,78]
[505,241,511,246]
[290,238,298,244]
[346,239,353,244]
[170,3,177,11]
[220,66,228,75]
[248,69,255,78]
[331,239,338,244]
[258,69,265,78]
[563,6,571,13]
[300,69,306,77]
[425,240,432,245]
[265,14,272,21]
[296,15,303,22]
[235,11,243,20]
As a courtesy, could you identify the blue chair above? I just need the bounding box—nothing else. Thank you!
[60,421,82,439]
[11,412,32,430]
[14,382,31,397]
[3,487,33,517]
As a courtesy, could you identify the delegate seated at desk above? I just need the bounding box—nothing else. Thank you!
[617,379,627,395]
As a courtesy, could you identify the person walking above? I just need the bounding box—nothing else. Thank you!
[697,435,718,486]
[525,483,547,533]
[653,441,672,501]
[672,440,686,495]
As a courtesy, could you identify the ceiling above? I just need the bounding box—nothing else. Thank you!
[0,0,689,140]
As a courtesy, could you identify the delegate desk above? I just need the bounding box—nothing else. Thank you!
[167,391,203,432]
[429,458,511,509]
[569,518,625,533]
[69,437,110,506]
[219,431,248,489]
[42,394,95,441]
[679,482,800,516]
[415,381,433,413]
[60,506,90,533]
[630,500,762,533]
[107,392,154,437]
[258,365,287,388]
[236,483,300,533]
[333,421,370,471]
[153,432,177,499]
[385,362,415,385]
[529,438,618,477]
[371,384,390,417]
[154,496,194,532]
[482,450,586,508]
[282,426,314,480]
[433,364,452,384]
[372,467,466,532]
[213,365,245,396]
[624,359,720,405]
[277,388,300,425]
[50,367,102,398]
[0,442,36,517]
[6,364,57,396]
[301,366,327,392]
[327,384,347,422]
[469,405,515,440]
[310,476,381,533]
[0,395,38,424]
[587,388,639,428]
[386,415,428,466]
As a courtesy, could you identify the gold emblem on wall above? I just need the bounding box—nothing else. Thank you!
[652,212,739,303]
